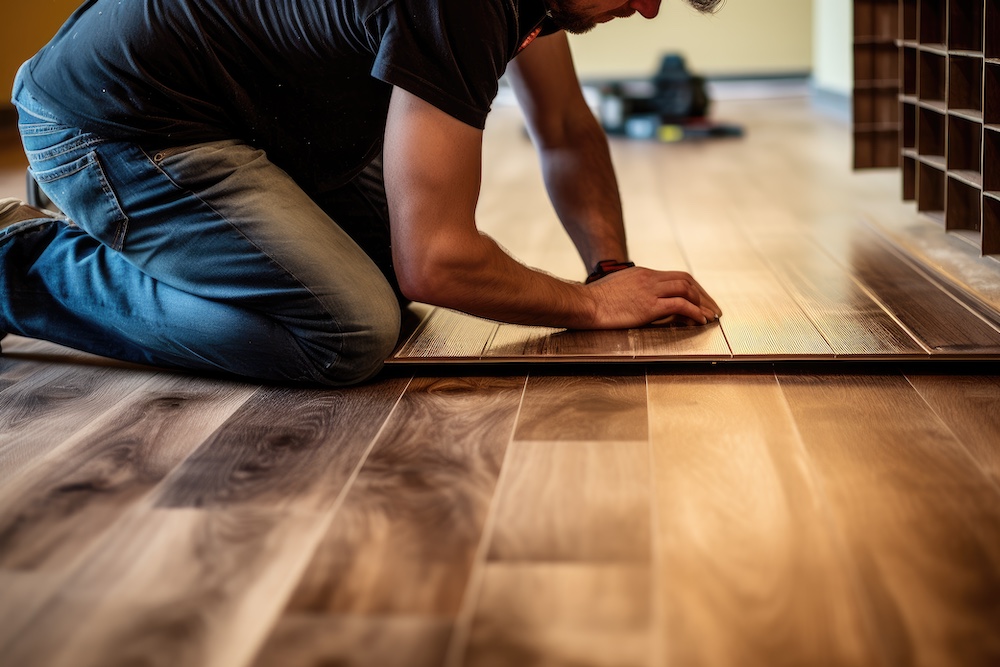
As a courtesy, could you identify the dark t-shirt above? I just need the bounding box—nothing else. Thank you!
[22,0,552,191]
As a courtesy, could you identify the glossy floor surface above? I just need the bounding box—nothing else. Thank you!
[1,99,1000,667]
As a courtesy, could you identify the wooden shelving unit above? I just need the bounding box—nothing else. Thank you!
[853,0,1000,255]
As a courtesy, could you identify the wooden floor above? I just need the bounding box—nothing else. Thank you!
[2,99,1000,667]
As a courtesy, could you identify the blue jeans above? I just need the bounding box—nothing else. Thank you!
[3,69,402,385]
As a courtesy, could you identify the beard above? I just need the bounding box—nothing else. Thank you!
[545,0,600,34]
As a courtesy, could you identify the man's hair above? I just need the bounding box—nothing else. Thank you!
[688,0,725,12]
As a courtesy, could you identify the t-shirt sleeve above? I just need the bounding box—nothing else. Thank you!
[367,0,513,129]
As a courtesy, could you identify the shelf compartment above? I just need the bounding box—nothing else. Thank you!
[984,194,1000,255]
[948,0,984,53]
[918,50,947,101]
[986,63,1000,126]
[853,129,900,169]
[986,0,1000,60]
[901,0,918,41]
[854,88,898,126]
[902,100,917,149]
[903,152,917,201]
[948,54,984,113]
[918,0,946,47]
[917,105,946,157]
[902,46,918,95]
[985,128,1000,192]
[917,160,946,219]
[947,113,983,176]
[946,176,982,234]
[855,0,899,41]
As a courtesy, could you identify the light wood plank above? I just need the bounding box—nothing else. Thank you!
[393,308,498,360]
[462,563,651,667]
[777,372,1000,666]
[815,227,1000,356]
[647,370,881,667]
[279,376,524,617]
[904,372,1000,489]
[487,440,651,562]
[631,321,732,359]
[513,373,647,442]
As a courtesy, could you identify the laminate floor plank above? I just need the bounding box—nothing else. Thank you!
[461,563,651,667]
[0,365,155,483]
[0,374,256,571]
[777,372,1000,666]
[394,308,498,360]
[904,373,1000,489]
[0,376,410,667]
[750,234,928,357]
[154,379,408,513]
[630,321,731,359]
[814,227,1000,356]
[513,373,647,442]
[250,614,452,667]
[273,376,524,619]
[647,370,881,667]
[486,440,651,562]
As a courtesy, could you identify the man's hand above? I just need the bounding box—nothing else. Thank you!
[585,267,721,328]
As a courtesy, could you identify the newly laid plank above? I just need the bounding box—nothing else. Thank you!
[487,440,651,562]
[513,373,647,442]
[0,365,154,482]
[647,371,881,667]
[905,372,1000,489]
[393,308,498,360]
[279,376,524,618]
[752,234,927,357]
[816,227,1000,356]
[631,321,732,359]
[461,563,651,667]
[778,372,1000,665]
[250,615,451,667]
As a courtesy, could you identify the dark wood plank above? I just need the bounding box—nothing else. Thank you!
[250,615,451,667]
[777,372,1000,666]
[513,373,647,442]
[462,563,651,667]
[647,370,882,667]
[815,226,1000,355]
[0,377,410,667]
[0,375,255,571]
[155,379,408,513]
[487,440,651,562]
[277,376,524,618]
[905,372,1000,488]
[0,365,154,483]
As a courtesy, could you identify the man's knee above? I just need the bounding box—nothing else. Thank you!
[312,298,401,386]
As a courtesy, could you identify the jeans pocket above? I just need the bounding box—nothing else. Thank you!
[31,150,129,251]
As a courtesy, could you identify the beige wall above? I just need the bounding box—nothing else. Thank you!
[2,0,81,109]
[567,0,814,79]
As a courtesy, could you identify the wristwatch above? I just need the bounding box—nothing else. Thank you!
[585,259,636,284]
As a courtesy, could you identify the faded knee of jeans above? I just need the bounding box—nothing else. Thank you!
[312,303,401,386]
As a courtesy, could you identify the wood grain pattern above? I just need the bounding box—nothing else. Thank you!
[816,227,1000,355]
[0,375,255,571]
[487,440,651,562]
[777,372,1000,666]
[462,563,651,667]
[155,379,408,513]
[251,615,452,667]
[904,372,1000,489]
[630,321,732,359]
[394,308,498,360]
[0,365,154,483]
[647,370,881,667]
[278,376,524,618]
[513,373,647,442]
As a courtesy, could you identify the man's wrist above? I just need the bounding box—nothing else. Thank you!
[585,259,635,284]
